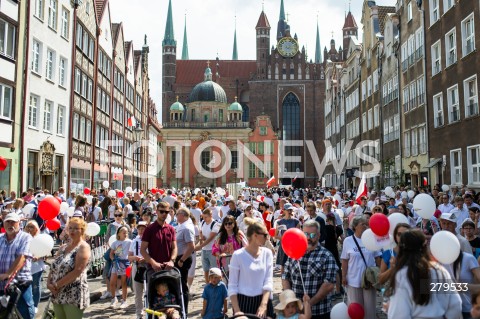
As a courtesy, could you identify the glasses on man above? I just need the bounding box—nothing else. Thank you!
[304,231,317,239]
[157,210,169,214]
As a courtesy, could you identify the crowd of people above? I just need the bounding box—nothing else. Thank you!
[0,184,480,319]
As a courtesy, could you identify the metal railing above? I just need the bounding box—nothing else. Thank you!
[162,121,250,129]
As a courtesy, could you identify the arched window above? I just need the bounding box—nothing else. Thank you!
[241,103,249,122]
[282,92,301,174]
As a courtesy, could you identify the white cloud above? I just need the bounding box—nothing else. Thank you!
[109,0,366,122]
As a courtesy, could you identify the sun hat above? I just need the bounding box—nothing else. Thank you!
[274,289,303,312]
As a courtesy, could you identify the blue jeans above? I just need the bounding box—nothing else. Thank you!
[31,271,43,307]
[17,282,35,319]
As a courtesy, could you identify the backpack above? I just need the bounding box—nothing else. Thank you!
[201,220,217,231]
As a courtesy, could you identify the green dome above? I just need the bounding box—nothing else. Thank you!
[170,100,184,112]
[228,98,243,111]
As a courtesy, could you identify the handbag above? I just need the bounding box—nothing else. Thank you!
[133,241,146,283]
[352,235,380,290]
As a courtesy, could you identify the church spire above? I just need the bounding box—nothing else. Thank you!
[232,17,238,60]
[315,17,321,63]
[279,0,285,21]
[162,0,176,46]
[276,0,289,40]
[181,14,189,60]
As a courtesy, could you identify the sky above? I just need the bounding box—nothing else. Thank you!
[109,0,367,122]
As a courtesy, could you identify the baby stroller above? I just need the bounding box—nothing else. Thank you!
[0,279,24,319]
[145,268,185,319]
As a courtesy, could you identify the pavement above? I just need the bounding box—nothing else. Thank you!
[67,254,388,319]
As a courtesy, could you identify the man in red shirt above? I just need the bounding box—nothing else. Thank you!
[141,202,177,282]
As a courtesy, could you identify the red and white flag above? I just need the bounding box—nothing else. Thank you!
[355,174,368,205]
[292,175,298,183]
[423,177,428,186]
[127,116,137,127]
[267,176,276,188]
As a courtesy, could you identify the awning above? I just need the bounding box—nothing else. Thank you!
[424,158,442,168]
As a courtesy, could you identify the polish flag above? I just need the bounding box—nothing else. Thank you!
[355,174,368,205]
[267,176,276,188]
[423,177,428,186]
[127,116,137,127]
[292,175,298,183]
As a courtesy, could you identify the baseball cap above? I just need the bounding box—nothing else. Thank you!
[225,195,234,202]
[72,211,83,218]
[191,200,199,205]
[137,221,148,227]
[209,267,222,277]
[4,213,20,222]
[440,212,457,223]
[283,203,293,210]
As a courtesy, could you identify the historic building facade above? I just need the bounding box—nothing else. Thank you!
[159,0,326,188]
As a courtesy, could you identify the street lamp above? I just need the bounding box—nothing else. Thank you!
[133,125,144,192]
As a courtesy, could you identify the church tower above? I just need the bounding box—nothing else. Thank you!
[276,0,289,41]
[162,0,177,122]
[342,7,358,60]
[256,9,270,79]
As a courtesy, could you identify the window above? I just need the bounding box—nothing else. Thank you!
[59,57,66,87]
[410,82,417,109]
[368,109,373,130]
[34,0,44,19]
[468,145,480,184]
[0,19,16,58]
[445,28,456,67]
[86,120,91,143]
[57,105,64,135]
[230,150,238,169]
[27,151,39,189]
[79,116,85,141]
[419,126,427,154]
[74,68,81,92]
[373,70,378,92]
[29,95,39,128]
[404,131,411,157]
[367,76,372,97]
[76,23,82,49]
[403,87,410,112]
[87,78,93,102]
[362,81,366,100]
[43,100,52,132]
[362,112,367,133]
[462,14,475,56]
[401,43,408,71]
[417,76,425,105]
[415,27,424,59]
[0,83,13,120]
[45,49,55,81]
[433,93,444,127]
[443,0,454,12]
[464,75,479,117]
[411,128,418,156]
[430,0,439,25]
[260,126,267,135]
[450,149,462,185]
[447,85,460,123]
[73,113,79,139]
[407,1,412,22]
[47,0,57,30]
[31,40,41,73]
[61,8,69,39]
[374,105,379,127]
[431,40,441,75]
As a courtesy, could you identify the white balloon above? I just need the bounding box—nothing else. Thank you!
[216,187,226,196]
[108,235,117,246]
[330,302,349,319]
[388,213,409,234]
[102,181,109,188]
[442,184,450,192]
[430,231,460,264]
[67,207,75,217]
[378,234,396,249]
[333,194,342,204]
[385,187,394,197]
[272,193,279,202]
[108,190,116,197]
[346,191,351,197]
[361,229,380,251]
[166,214,172,224]
[86,222,101,237]
[413,194,436,219]
[125,187,133,193]
[194,188,200,195]
[401,191,408,198]
[23,204,35,216]
[407,190,415,199]
[60,202,69,213]
[30,234,54,258]
[86,195,93,204]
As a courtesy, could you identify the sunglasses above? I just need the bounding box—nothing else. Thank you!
[157,210,169,214]
[304,231,316,239]
[224,222,234,226]
[114,214,123,217]
[256,232,268,238]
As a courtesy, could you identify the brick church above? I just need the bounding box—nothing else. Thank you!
[158,0,351,188]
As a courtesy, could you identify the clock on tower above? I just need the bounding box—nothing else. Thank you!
[277,36,299,58]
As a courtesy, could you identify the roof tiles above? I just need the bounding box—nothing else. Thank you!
[176,60,256,85]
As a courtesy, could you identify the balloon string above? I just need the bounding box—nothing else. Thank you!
[296,260,306,295]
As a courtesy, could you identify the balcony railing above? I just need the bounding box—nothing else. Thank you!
[162,121,250,129]
[467,103,479,117]
[471,171,480,184]
[415,46,424,60]
[408,54,415,66]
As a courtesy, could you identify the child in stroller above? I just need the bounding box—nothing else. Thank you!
[152,281,180,319]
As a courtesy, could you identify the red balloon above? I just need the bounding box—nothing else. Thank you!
[38,197,61,220]
[84,187,90,195]
[151,188,157,194]
[159,189,165,195]
[117,191,125,198]
[348,302,365,319]
[46,218,61,231]
[369,213,390,237]
[55,196,62,205]
[126,265,132,278]
[0,156,7,171]
[268,228,276,237]
[281,228,308,260]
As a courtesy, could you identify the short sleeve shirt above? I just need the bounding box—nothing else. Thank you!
[142,222,176,263]
[0,232,32,288]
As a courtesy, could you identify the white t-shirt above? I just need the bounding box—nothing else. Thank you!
[340,235,382,288]
[200,220,220,251]
[123,204,133,216]
[108,205,116,219]
[111,238,132,260]
[211,206,222,221]
[91,206,102,221]
[264,197,274,209]
[190,208,202,224]
[220,205,230,220]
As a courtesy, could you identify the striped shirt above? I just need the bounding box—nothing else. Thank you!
[0,231,33,288]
